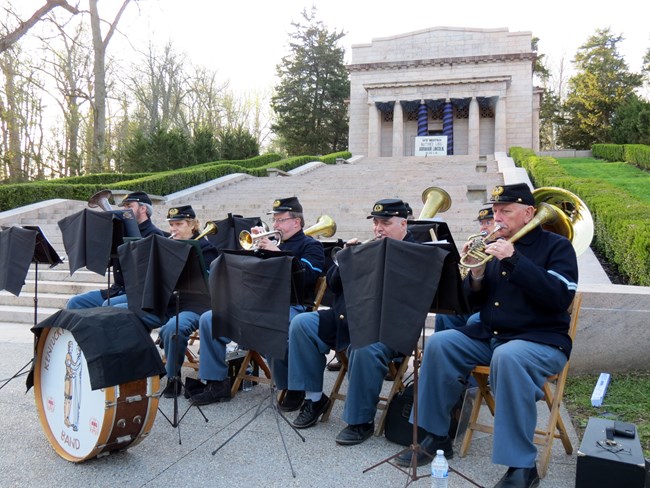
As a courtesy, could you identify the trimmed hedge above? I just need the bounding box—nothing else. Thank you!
[511,147,650,286]
[0,151,352,212]
[592,143,650,171]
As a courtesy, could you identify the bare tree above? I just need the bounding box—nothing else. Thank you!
[88,0,131,173]
[0,0,79,54]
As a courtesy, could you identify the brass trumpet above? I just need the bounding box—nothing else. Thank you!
[304,215,337,238]
[239,229,282,250]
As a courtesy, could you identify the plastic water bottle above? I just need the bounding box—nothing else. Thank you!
[431,449,449,488]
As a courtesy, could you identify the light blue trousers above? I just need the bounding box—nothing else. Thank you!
[414,329,567,467]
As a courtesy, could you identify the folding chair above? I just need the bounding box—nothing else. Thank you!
[320,347,414,436]
[459,291,583,478]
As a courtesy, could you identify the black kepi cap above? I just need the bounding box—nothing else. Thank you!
[475,206,494,221]
[167,205,196,220]
[268,197,303,214]
[119,191,152,206]
[367,199,409,219]
[487,183,535,206]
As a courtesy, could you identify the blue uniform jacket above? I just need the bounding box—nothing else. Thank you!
[278,229,325,298]
[460,226,578,357]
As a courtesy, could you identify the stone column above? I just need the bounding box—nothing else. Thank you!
[392,101,404,157]
[368,103,381,158]
[443,101,454,155]
[532,90,541,152]
[468,97,480,156]
[495,96,507,153]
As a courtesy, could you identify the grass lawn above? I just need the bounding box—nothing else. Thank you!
[565,372,650,458]
[557,157,650,204]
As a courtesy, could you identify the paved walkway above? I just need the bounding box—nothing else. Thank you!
[0,331,579,488]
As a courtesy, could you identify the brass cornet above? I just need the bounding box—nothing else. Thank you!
[239,229,282,250]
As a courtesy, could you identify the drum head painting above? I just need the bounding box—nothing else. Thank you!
[34,327,159,462]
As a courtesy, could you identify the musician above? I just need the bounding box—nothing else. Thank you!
[284,199,415,445]
[115,205,218,398]
[65,191,165,309]
[189,197,325,407]
[398,183,578,488]
[434,205,494,332]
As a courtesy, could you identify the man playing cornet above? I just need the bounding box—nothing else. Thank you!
[399,183,578,488]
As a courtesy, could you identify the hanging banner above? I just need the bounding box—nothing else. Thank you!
[415,136,447,156]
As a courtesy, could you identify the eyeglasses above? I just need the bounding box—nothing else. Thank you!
[272,217,295,224]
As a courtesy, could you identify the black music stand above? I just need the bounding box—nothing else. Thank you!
[208,249,306,478]
[206,213,262,250]
[118,235,210,444]
[0,226,62,391]
[335,237,474,486]
[58,208,140,305]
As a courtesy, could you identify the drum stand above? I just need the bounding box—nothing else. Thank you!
[157,291,208,445]
[362,325,483,488]
[211,380,305,478]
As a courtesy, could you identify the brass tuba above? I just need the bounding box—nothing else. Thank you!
[88,189,113,211]
[304,215,337,238]
[418,186,452,219]
[459,186,594,269]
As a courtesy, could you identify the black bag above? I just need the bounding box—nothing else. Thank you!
[384,382,427,446]
[384,381,466,446]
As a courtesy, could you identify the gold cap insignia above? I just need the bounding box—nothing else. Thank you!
[169,208,179,216]
[273,200,281,208]
[491,186,504,201]
[478,209,489,218]
[374,204,384,212]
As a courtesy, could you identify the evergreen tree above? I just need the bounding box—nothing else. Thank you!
[271,7,349,155]
[610,94,650,145]
[558,28,643,149]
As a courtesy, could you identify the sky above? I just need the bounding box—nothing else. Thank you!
[111,0,649,94]
[7,0,650,94]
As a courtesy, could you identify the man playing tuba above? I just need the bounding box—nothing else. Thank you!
[400,183,579,488]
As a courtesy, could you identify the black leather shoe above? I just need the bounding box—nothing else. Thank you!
[184,377,206,399]
[493,466,540,488]
[395,434,453,467]
[292,395,331,429]
[335,422,374,445]
[326,359,343,372]
[190,379,231,406]
[278,390,305,412]
[162,378,183,398]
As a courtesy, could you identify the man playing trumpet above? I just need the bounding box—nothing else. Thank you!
[400,183,578,488]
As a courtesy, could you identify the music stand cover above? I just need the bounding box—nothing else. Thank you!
[22,225,63,268]
[118,235,210,322]
[26,307,165,391]
[337,238,447,356]
[210,251,296,359]
[58,208,140,275]
[0,226,38,296]
[206,214,262,250]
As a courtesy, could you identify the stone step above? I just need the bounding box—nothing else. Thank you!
[0,305,61,325]
[0,290,74,308]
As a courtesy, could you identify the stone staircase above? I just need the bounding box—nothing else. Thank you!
[0,155,500,329]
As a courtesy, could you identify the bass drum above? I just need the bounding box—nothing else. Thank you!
[33,327,159,462]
